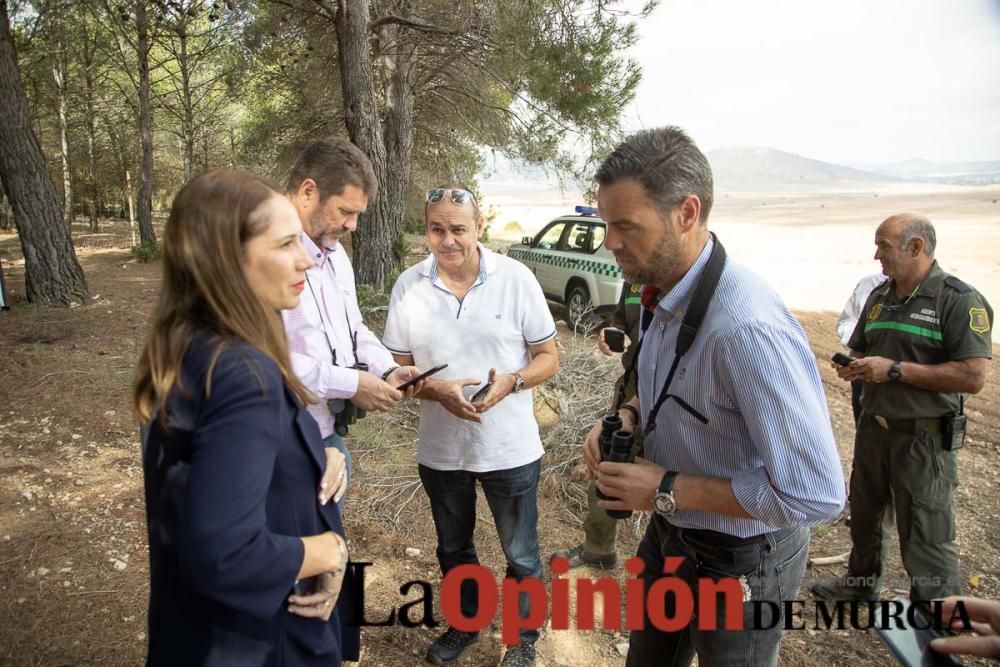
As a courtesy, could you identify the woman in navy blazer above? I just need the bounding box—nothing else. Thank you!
[133,170,359,666]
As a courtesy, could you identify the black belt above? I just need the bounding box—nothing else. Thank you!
[656,515,796,548]
[867,414,943,435]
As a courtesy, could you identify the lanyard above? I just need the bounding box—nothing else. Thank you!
[613,234,727,435]
[304,254,358,367]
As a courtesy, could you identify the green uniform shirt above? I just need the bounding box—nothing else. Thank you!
[612,282,643,401]
[848,261,993,419]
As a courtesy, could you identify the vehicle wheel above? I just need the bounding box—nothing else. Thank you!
[566,284,598,333]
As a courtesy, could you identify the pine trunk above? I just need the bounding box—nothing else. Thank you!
[383,34,415,271]
[0,0,89,306]
[125,167,135,246]
[52,26,73,228]
[335,0,398,289]
[86,114,98,232]
[82,28,99,232]
[135,0,156,246]
[178,23,194,180]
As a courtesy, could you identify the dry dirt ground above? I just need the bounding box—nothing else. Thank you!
[1,213,998,667]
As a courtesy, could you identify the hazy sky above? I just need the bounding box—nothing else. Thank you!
[623,0,1000,164]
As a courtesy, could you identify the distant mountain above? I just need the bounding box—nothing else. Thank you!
[707,147,897,192]
[859,158,1000,185]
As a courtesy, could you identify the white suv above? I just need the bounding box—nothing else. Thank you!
[507,207,623,329]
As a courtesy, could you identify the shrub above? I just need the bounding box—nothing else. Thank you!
[131,241,159,263]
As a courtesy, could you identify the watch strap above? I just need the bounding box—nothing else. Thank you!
[659,470,678,494]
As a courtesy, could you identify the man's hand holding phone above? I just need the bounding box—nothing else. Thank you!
[383,366,426,399]
[598,327,629,356]
[471,381,494,403]
[471,368,516,413]
[831,352,864,382]
[421,376,482,423]
[393,363,447,395]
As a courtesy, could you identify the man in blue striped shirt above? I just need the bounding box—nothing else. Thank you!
[583,127,846,666]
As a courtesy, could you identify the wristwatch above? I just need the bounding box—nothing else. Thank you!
[511,373,526,393]
[652,471,679,518]
[888,361,902,382]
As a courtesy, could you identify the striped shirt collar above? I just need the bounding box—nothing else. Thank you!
[656,235,716,320]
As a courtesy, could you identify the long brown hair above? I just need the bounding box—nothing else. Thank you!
[133,170,311,423]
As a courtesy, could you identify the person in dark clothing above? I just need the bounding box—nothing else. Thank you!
[134,170,357,666]
[549,282,642,569]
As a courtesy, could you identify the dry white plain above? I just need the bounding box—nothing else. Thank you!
[484,183,1000,313]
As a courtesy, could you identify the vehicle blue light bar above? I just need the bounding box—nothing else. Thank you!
[575,205,599,216]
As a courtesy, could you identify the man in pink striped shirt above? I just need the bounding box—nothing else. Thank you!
[282,138,422,507]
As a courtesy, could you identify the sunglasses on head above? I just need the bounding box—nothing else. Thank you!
[426,188,477,206]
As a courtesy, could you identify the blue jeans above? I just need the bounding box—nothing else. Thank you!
[323,433,352,509]
[418,459,543,644]
[627,517,810,667]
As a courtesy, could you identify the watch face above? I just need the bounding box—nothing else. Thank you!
[654,492,676,516]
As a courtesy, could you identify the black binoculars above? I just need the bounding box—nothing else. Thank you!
[328,362,369,436]
[595,414,636,520]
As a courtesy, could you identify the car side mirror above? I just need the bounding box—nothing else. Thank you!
[521,236,533,246]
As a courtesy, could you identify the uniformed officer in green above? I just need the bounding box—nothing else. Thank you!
[550,282,642,569]
[813,213,992,602]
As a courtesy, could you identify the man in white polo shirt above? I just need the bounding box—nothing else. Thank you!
[383,184,559,667]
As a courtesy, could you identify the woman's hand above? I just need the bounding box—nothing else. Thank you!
[290,532,349,621]
[318,447,347,506]
[287,571,345,621]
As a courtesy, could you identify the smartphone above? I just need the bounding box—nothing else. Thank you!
[873,599,960,667]
[604,327,626,353]
[471,381,494,402]
[396,364,448,391]
[832,352,856,367]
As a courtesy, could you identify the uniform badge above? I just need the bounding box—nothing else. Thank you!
[631,284,640,294]
[869,303,883,320]
[969,307,990,334]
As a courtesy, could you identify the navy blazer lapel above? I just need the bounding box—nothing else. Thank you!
[289,394,345,535]
[290,398,326,476]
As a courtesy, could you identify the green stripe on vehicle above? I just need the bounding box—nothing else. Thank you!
[864,321,943,341]
[624,297,641,305]
[508,248,622,278]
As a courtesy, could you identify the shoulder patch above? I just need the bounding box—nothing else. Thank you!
[970,307,991,334]
[944,275,972,294]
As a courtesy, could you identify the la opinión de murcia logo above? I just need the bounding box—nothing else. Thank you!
[348,558,972,645]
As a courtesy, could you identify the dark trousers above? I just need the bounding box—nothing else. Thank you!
[418,459,543,644]
[627,517,809,667]
[847,414,961,600]
[582,480,618,555]
[850,379,863,423]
